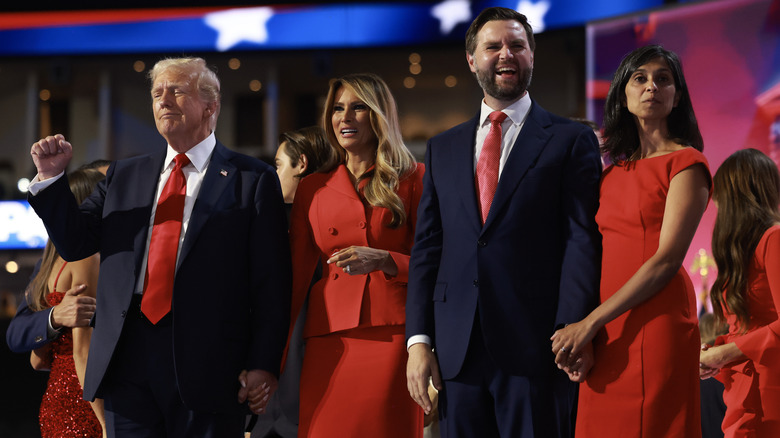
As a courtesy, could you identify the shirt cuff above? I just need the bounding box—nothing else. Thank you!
[407,334,432,351]
[28,172,65,196]
[46,308,63,338]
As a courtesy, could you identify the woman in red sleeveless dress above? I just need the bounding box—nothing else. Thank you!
[551,45,711,437]
[27,168,106,437]
[700,149,780,437]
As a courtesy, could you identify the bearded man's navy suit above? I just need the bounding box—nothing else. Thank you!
[406,101,601,437]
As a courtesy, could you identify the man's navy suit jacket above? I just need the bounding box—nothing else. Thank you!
[406,101,602,380]
[29,141,291,413]
[5,259,54,354]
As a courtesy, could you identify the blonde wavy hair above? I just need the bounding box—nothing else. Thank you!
[322,73,417,228]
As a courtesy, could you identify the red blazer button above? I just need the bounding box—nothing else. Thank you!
[328,227,337,235]
[358,221,366,229]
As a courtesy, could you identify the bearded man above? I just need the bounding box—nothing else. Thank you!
[405,7,602,438]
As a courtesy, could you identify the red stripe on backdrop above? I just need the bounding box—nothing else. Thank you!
[0,7,227,30]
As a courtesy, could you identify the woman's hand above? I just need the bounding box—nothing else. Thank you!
[699,342,744,379]
[699,344,720,379]
[560,342,595,382]
[550,317,599,369]
[327,246,398,277]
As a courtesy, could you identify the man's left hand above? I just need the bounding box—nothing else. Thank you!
[561,342,594,382]
[237,369,278,414]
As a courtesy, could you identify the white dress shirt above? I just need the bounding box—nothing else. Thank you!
[29,132,217,297]
[134,133,216,293]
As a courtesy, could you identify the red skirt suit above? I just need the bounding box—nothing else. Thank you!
[289,163,424,438]
[577,148,710,437]
[714,224,780,437]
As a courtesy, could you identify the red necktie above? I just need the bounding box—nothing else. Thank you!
[141,153,190,324]
[475,111,507,224]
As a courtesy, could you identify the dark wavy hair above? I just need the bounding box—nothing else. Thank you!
[602,45,702,163]
[465,7,535,55]
[710,148,780,331]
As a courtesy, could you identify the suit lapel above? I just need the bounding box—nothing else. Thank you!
[453,115,483,228]
[177,142,236,270]
[325,164,361,201]
[482,102,551,231]
[133,152,166,278]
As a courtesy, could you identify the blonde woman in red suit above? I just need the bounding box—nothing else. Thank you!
[288,73,424,437]
[700,148,780,437]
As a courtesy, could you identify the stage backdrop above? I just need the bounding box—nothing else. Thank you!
[586,0,780,312]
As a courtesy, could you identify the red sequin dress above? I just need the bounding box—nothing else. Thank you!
[39,261,102,438]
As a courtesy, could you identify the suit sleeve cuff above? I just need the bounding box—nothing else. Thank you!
[28,172,65,196]
[46,308,63,339]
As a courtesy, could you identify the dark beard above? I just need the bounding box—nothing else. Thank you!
[475,65,533,101]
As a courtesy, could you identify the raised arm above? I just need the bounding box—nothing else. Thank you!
[30,134,72,180]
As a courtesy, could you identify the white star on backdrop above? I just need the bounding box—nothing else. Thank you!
[431,0,472,35]
[516,0,550,33]
[204,7,274,52]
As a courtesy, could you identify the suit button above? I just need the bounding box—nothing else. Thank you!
[473,280,479,287]
[34,336,44,343]
[358,221,366,229]
[121,310,127,318]
[328,227,337,235]
[477,240,487,247]
[331,272,339,280]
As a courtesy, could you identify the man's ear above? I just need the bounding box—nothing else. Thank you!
[298,154,309,174]
[466,52,477,74]
[204,102,217,117]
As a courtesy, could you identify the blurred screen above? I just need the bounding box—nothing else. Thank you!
[0,200,47,250]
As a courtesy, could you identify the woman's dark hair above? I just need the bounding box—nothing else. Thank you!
[602,45,703,163]
[710,148,780,331]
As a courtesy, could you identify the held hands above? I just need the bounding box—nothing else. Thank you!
[406,343,442,415]
[237,369,278,414]
[699,342,743,380]
[560,342,594,383]
[51,284,96,329]
[327,246,397,277]
[30,134,73,180]
[550,318,599,381]
[699,344,720,379]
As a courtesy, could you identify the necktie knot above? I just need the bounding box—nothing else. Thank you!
[173,153,190,170]
[489,110,507,125]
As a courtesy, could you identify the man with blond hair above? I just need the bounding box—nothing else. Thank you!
[27,57,290,437]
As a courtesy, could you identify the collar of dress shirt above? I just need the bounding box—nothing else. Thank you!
[478,93,532,128]
[162,131,216,174]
